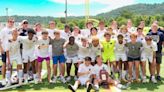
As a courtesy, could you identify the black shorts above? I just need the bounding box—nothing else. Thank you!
[156,53,162,64]
[1,52,7,63]
[127,57,140,62]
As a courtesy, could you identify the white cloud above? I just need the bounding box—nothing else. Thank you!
[49,0,136,16]
[94,0,136,15]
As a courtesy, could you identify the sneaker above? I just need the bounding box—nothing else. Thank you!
[74,76,78,81]
[24,79,28,84]
[151,78,157,84]
[66,76,71,82]
[48,80,53,84]
[142,78,147,83]
[52,77,57,83]
[60,76,66,83]
[121,78,128,83]
[117,83,131,89]
[156,76,161,81]
[68,84,75,92]
[19,79,23,85]
[5,81,11,87]
[87,83,92,92]
[134,79,141,83]
[92,85,99,92]
[1,79,6,86]
[34,79,39,84]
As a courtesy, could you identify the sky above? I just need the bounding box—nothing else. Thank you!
[0,0,163,17]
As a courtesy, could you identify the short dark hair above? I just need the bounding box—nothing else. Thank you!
[27,28,35,34]
[104,32,111,37]
[117,34,124,39]
[84,56,92,61]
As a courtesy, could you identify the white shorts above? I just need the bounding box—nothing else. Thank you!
[115,54,127,61]
[78,56,85,62]
[141,53,153,63]
[10,56,23,65]
[22,51,36,63]
[66,56,78,63]
[91,56,96,62]
[78,77,89,85]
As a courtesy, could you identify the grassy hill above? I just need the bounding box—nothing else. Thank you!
[97,3,164,18]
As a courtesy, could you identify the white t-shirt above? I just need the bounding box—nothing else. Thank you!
[60,30,71,41]
[78,43,90,58]
[81,29,90,39]
[115,41,126,55]
[137,35,145,43]
[71,33,83,44]
[97,29,106,39]
[78,63,93,79]
[37,38,50,57]
[141,40,157,55]
[128,27,137,33]
[46,28,56,39]
[93,64,108,79]
[121,32,131,42]
[19,36,38,53]
[0,27,13,51]
[7,39,21,58]
[89,44,102,60]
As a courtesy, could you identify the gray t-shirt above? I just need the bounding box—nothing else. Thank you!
[125,42,142,58]
[50,38,66,56]
[66,43,79,57]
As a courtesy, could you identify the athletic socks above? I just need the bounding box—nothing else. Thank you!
[18,70,23,84]
[6,70,11,83]
[24,73,28,83]
[73,81,79,90]
[33,74,38,84]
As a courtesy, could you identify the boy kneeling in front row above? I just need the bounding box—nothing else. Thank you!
[68,56,94,92]
[90,55,129,91]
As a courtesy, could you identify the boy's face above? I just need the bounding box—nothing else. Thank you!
[69,37,75,45]
[85,60,91,66]
[130,36,137,42]
[12,30,18,38]
[81,39,87,45]
[105,35,111,41]
[146,40,152,45]
[87,23,93,29]
[92,40,99,46]
[96,57,102,64]
[54,32,60,38]
[137,29,143,34]
[28,33,34,40]
[42,33,48,39]
[118,37,123,44]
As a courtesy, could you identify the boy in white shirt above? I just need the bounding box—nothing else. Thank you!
[6,28,23,86]
[0,18,14,85]
[115,34,127,81]
[37,31,51,83]
[89,37,102,65]
[19,28,38,84]
[68,56,94,92]
[92,55,128,91]
[141,36,157,83]
[97,21,106,39]
[78,38,90,64]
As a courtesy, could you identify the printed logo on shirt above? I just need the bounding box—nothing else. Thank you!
[151,35,159,43]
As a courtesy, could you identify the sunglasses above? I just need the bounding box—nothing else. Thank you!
[9,21,14,23]
[23,22,28,24]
